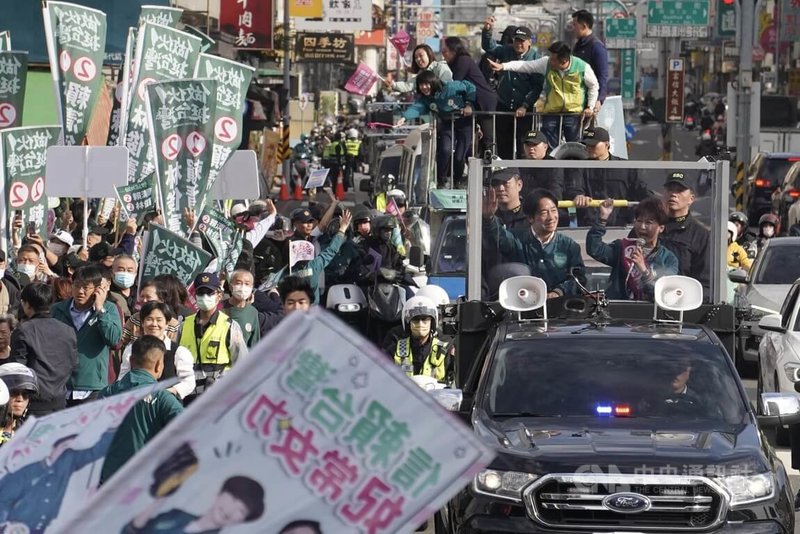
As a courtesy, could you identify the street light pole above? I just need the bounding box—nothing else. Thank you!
[735,0,756,171]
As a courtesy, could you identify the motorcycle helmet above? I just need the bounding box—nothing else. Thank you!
[347,128,359,139]
[0,378,8,427]
[352,205,373,224]
[759,213,781,236]
[416,284,450,306]
[701,130,712,141]
[372,215,397,235]
[727,221,737,242]
[387,189,407,208]
[0,363,39,396]
[729,211,748,229]
[402,295,438,331]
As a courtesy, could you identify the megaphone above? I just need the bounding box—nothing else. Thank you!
[498,276,548,312]
[654,275,703,312]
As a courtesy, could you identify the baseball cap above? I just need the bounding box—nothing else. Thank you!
[523,130,547,145]
[490,168,522,184]
[194,272,221,291]
[513,26,532,40]
[291,208,317,223]
[50,230,74,247]
[88,241,123,262]
[231,204,247,217]
[582,127,610,146]
[664,171,692,190]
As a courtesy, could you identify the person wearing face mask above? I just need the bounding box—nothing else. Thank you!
[14,244,46,286]
[364,215,405,273]
[757,213,780,254]
[393,296,450,383]
[108,255,138,320]
[587,197,678,301]
[118,303,194,401]
[179,272,247,400]
[222,270,261,349]
[40,230,74,276]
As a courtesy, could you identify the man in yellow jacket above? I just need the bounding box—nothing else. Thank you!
[488,40,599,149]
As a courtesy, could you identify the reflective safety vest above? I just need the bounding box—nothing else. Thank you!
[180,312,233,368]
[542,56,589,114]
[345,139,361,157]
[394,336,447,381]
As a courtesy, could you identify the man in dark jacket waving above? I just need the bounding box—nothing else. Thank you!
[482,18,544,159]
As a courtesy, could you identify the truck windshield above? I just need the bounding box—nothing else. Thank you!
[484,338,747,425]
[755,245,800,284]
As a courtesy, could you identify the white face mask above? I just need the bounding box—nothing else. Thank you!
[195,294,218,311]
[114,272,136,289]
[409,317,432,339]
[231,284,253,301]
[0,269,5,280]
[762,225,775,238]
[17,263,36,279]
[47,242,67,257]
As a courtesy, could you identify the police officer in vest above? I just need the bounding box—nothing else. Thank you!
[344,128,362,192]
[393,296,450,383]
[179,273,248,401]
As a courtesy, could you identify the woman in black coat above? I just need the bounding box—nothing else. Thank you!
[442,36,498,162]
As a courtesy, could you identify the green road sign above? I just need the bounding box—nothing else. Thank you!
[647,0,709,25]
[605,18,637,39]
[621,49,636,102]
[716,1,736,38]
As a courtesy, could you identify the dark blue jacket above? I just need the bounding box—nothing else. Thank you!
[573,34,608,104]
[586,223,679,301]
[448,54,498,112]
[481,30,544,110]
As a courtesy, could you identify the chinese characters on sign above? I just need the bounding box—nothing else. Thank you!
[57,309,493,533]
[295,0,373,31]
[220,0,274,50]
[197,206,244,276]
[621,49,636,104]
[43,1,107,146]
[0,125,62,243]
[666,58,684,124]
[781,0,800,41]
[115,176,155,222]
[296,33,355,63]
[0,51,27,130]
[344,63,381,96]
[139,223,212,287]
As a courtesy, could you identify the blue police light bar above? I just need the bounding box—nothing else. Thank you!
[596,405,613,416]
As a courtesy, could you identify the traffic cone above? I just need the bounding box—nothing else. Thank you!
[279,175,289,201]
[293,176,303,201]
[335,169,345,200]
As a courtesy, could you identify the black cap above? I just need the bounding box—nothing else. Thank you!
[291,208,317,223]
[193,272,221,291]
[88,223,109,236]
[490,168,521,183]
[664,171,692,190]
[63,253,85,271]
[513,26,532,40]
[582,127,610,146]
[88,241,122,262]
[523,130,547,145]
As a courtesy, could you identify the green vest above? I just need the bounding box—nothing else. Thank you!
[179,312,232,367]
[345,139,361,157]
[543,56,588,114]
[394,336,447,381]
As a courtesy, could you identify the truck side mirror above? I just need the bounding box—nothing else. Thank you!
[409,246,424,268]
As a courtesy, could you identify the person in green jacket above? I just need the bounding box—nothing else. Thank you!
[385,43,453,95]
[291,210,352,304]
[482,19,543,159]
[51,264,122,405]
[99,335,183,484]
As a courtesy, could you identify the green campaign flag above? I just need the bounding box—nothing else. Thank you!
[115,175,155,222]
[42,1,107,146]
[184,26,216,53]
[139,223,212,288]
[0,32,10,51]
[197,205,243,276]
[193,54,254,198]
[145,78,218,236]
[122,23,201,183]
[138,5,184,28]
[0,51,27,130]
[0,125,62,244]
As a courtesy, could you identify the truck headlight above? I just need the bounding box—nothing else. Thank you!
[474,470,537,502]
[783,362,800,383]
[714,473,774,507]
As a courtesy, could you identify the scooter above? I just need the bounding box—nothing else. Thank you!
[639,106,657,124]
[366,266,416,345]
[326,283,369,333]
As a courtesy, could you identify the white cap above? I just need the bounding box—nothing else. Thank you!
[231,204,247,217]
[51,229,74,247]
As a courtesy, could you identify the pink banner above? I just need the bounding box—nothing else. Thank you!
[344,63,380,95]
[389,30,411,57]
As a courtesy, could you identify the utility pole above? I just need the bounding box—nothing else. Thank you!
[735,0,756,171]
[282,0,291,188]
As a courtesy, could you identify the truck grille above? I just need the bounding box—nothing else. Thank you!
[523,474,727,531]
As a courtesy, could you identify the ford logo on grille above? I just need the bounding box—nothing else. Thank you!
[602,492,652,514]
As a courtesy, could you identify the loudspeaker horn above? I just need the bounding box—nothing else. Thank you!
[498,276,548,312]
[654,275,703,312]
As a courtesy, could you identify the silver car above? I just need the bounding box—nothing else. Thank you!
[730,237,800,372]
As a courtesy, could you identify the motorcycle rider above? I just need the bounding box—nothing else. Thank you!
[365,215,405,272]
[757,213,780,254]
[0,363,38,445]
[392,296,450,383]
[695,130,717,158]
[729,212,757,258]
[352,205,373,245]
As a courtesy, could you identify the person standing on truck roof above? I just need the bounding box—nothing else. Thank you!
[487,41,599,149]
[483,187,586,297]
[660,171,710,297]
[571,9,608,115]
[481,19,543,160]
[383,44,453,94]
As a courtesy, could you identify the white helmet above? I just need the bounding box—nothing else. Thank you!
[0,378,7,407]
[416,285,449,306]
[727,221,738,241]
[402,295,438,330]
[387,189,406,201]
[347,128,359,139]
